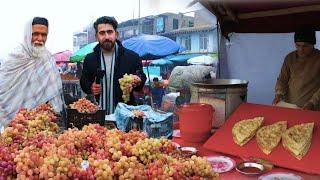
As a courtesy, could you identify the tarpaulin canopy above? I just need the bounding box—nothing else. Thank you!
[194,0,320,38]
[70,42,98,62]
[150,59,173,66]
[122,34,185,59]
[53,50,72,62]
[187,55,218,65]
[167,53,202,62]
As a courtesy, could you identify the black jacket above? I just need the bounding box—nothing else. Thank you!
[80,40,146,107]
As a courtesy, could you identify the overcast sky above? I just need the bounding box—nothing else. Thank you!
[0,0,195,59]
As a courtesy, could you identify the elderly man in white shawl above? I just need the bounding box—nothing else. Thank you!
[0,17,63,127]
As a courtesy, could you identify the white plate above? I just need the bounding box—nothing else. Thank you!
[258,172,303,180]
[173,129,181,137]
[172,142,181,148]
[206,156,236,173]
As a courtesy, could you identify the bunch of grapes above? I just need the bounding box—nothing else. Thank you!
[70,98,99,113]
[22,132,57,149]
[132,138,163,164]
[24,113,59,138]
[9,108,29,127]
[0,145,16,178]
[60,73,79,80]
[159,138,178,154]
[113,156,146,179]
[56,129,95,158]
[67,165,95,180]
[0,126,26,149]
[90,159,114,180]
[132,109,145,118]
[181,155,217,178]
[118,73,135,103]
[121,130,147,145]
[29,103,58,122]
[105,136,123,161]
[38,154,71,179]
[146,155,185,179]
[14,146,45,179]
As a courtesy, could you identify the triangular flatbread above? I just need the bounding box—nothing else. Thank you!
[282,122,314,160]
[232,117,264,146]
[256,121,287,154]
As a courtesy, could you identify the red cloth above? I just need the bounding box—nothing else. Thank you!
[203,103,320,175]
[173,137,319,179]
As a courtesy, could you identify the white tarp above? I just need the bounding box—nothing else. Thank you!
[187,55,218,66]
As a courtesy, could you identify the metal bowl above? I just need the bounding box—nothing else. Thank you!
[179,146,198,157]
[236,161,264,175]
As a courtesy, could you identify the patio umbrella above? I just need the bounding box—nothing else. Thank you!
[70,42,98,62]
[122,34,185,59]
[53,50,72,62]
[187,55,218,66]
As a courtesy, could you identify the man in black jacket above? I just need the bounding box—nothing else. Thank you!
[80,16,146,114]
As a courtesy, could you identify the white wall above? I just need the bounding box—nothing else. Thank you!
[176,29,218,53]
[220,33,295,105]
[220,32,320,105]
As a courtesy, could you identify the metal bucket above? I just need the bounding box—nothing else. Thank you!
[190,79,248,128]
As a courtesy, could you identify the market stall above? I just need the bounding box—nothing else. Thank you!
[0,103,219,179]
[173,103,320,179]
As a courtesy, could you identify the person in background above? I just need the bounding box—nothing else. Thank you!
[80,16,146,114]
[0,17,63,126]
[272,26,320,111]
[151,77,165,108]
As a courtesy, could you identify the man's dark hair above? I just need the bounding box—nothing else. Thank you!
[294,26,316,45]
[93,16,118,33]
[153,77,159,82]
[32,17,49,27]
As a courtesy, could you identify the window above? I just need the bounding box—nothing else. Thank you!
[180,36,191,51]
[173,19,179,29]
[142,19,154,34]
[200,33,208,51]
[156,17,165,33]
[189,21,194,27]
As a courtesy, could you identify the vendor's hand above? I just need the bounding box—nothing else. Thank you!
[91,82,101,95]
[302,102,314,111]
[272,95,282,105]
[132,75,141,87]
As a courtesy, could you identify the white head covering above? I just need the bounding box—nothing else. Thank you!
[0,17,63,127]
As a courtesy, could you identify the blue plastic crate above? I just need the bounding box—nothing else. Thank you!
[143,114,173,138]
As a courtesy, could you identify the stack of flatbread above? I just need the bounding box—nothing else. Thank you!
[282,122,314,160]
[232,117,264,146]
[256,121,287,154]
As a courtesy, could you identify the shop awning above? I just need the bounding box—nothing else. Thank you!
[193,0,320,38]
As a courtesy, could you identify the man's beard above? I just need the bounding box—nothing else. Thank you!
[32,45,46,58]
[101,40,115,52]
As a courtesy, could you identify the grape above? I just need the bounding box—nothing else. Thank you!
[118,73,135,103]
[70,98,99,113]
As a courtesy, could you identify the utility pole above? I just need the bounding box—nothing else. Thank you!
[138,0,141,35]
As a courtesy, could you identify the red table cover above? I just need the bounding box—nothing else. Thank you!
[203,103,320,175]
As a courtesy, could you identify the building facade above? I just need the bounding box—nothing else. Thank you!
[73,9,218,54]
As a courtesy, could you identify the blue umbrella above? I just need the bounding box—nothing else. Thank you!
[123,34,185,59]
[150,59,173,66]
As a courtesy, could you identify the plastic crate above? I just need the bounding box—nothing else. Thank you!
[66,108,106,129]
[126,117,143,132]
[62,80,84,105]
[125,115,173,138]
[143,115,173,138]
